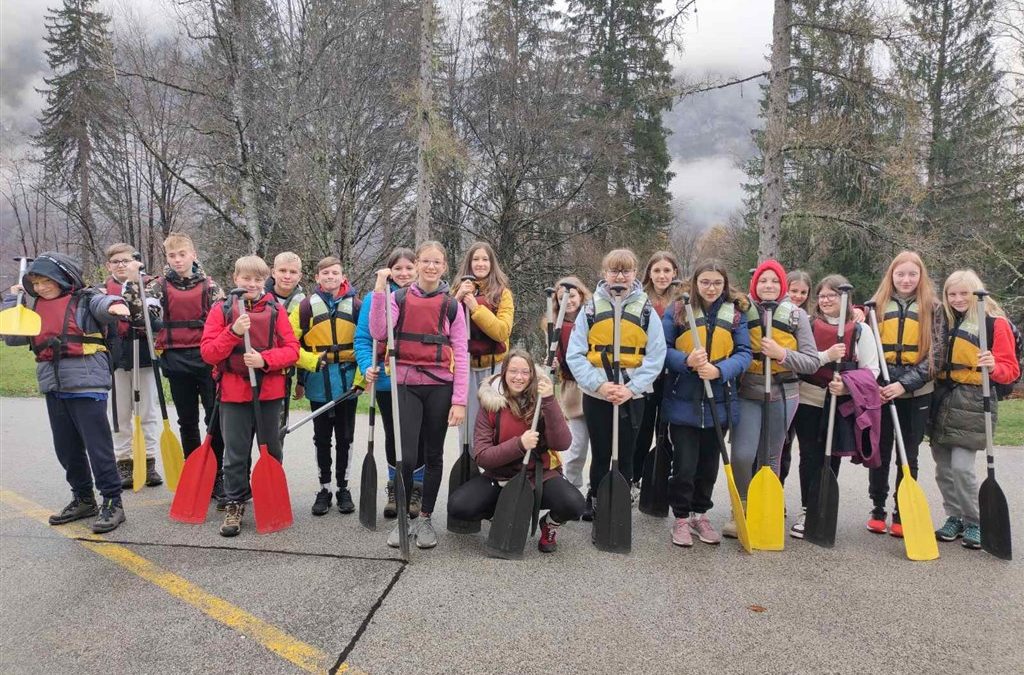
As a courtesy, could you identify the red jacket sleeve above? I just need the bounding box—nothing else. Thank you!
[473,410,527,470]
[200,305,241,366]
[991,318,1021,385]
[539,396,571,452]
[260,305,300,372]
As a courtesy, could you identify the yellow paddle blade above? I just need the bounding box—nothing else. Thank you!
[724,465,751,553]
[896,465,939,561]
[160,420,185,492]
[132,416,146,492]
[747,467,785,551]
[0,305,41,336]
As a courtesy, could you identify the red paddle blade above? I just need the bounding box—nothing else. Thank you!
[169,437,217,524]
[251,444,293,534]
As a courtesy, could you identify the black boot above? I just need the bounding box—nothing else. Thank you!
[116,460,133,489]
[145,458,163,487]
[212,472,227,511]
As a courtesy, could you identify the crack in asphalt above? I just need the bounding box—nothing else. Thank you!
[331,560,408,674]
[65,536,406,564]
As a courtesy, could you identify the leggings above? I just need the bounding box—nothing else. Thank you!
[310,396,357,487]
[869,393,931,520]
[448,473,586,524]
[793,403,842,509]
[397,383,452,515]
[631,376,665,482]
[668,424,720,518]
[374,389,425,482]
[583,395,644,498]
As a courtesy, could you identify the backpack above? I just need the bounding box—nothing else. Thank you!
[987,315,1023,399]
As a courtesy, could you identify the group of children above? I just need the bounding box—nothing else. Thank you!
[3,237,1019,554]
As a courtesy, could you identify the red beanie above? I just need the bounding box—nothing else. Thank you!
[748,259,788,303]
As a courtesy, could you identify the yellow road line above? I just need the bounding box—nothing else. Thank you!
[0,489,340,674]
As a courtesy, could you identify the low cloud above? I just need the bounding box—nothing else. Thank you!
[669,156,748,229]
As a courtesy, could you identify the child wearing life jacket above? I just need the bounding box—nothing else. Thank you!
[929,270,1020,549]
[790,274,880,538]
[3,253,131,533]
[453,242,514,444]
[145,232,226,504]
[200,256,299,537]
[265,252,305,435]
[448,349,586,553]
[541,276,591,498]
[370,241,469,550]
[103,243,163,488]
[565,249,666,526]
[726,260,819,537]
[291,256,362,517]
[867,251,946,537]
[779,269,812,490]
[357,247,427,518]
[661,260,752,547]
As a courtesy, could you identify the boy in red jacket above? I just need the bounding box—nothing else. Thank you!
[200,256,300,536]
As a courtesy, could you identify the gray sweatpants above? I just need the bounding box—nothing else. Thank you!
[458,367,493,452]
[931,441,980,526]
[731,394,799,500]
[220,399,285,503]
[561,416,590,492]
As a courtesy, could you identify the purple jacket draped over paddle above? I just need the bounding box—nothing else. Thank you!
[836,369,882,468]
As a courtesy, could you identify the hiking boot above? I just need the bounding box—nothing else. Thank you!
[539,515,559,553]
[387,521,409,549]
[935,516,964,542]
[962,523,981,549]
[383,479,397,519]
[689,513,721,544]
[336,488,355,514]
[722,519,738,539]
[117,460,133,489]
[866,510,887,534]
[408,481,423,518]
[145,458,163,487]
[790,508,807,539]
[48,495,98,526]
[582,494,594,522]
[671,517,693,547]
[91,499,126,534]
[415,516,437,549]
[311,488,332,516]
[220,502,244,537]
[213,473,227,511]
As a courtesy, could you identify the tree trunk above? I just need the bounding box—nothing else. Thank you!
[414,0,435,243]
[758,0,792,262]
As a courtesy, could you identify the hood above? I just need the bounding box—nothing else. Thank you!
[748,259,789,304]
[315,278,353,302]
[411,280,451,298]
[478,366,552,413]
[594,279,644,303]
[23,252,85,296]
[164,260,210,289]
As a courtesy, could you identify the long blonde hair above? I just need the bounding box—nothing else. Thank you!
[941,269,1006,326]
[871,251,937,366]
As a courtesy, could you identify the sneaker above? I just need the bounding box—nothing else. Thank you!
[790,509,807,539]
[415,515,437,549]
[722,519,738,539]
[116,460,133,489]
[383,480,397,519]
[689,514,721,544]
[213,473,228,511]
[539,515,559,553]
[220,502,244,537]
[145,458,163,487]
[91,499,126,534]
[336,488,355,514]
[962,523,981,549]
[582,494,594,522]
[408,481,423,518]
[387,521,409,549]
[935,516,965,542]
[866,510,887,534]
[48,496,98,526]
[311,488,332,516]
[889,521,904,538]
[671,518,693,547]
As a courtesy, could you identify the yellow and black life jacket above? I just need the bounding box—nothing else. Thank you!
[675,302,739,363]
[940,312,984,386]
[746,300,799,375]
[586,293,652,370]
[879,298,921,366]
[297,292,359,364]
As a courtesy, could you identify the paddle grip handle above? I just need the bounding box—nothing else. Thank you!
[13,256,28,308]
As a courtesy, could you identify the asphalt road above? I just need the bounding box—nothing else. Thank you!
[1,396,1022,674]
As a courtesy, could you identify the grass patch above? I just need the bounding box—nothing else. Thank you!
[995,398,1024,447]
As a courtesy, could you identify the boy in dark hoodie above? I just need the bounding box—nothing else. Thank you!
[2,253,130,533]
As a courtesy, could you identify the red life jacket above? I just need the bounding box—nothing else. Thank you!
[801,317,859,388]
[156,279,212,350]
[393,288,457,368]
[104,278,131,338]
[556,319,575,381]
[468,292,508,358]
[219,297,280,376]
[31,292,107,363]
[491,407,560,475]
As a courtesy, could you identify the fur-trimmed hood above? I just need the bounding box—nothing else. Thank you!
[478,365,552,412]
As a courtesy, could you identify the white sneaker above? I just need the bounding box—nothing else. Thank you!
[790,509,806,539]
[387,521,409,548]
[722,519,738,539]
[415,516,437,549]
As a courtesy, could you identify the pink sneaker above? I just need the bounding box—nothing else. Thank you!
[672,518,693,547]
[689,514,721,545]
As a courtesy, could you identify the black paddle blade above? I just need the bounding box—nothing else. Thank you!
[804,466,839,548]
[485,470,533,560]
[979,477,1012,560]
[447,450,482,534]
[593,465,632,554]
[358,452,377,531]
[531,464,543,537]
[638,443,669,517]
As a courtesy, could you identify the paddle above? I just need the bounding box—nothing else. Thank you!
[359,343,379,531]
[684,294,751,553]
[233,290,294,534]
[169,400,220,524]
[131,337,147,491]
[447,275,482,535]
[484,388,545,560]
[136,262,185,491]
[865,302,939,561]
[0,257,42,336]
[748,301,785,551]
[593,284,632,554]
[384,286,411,560]
[805,283,852,548]
[279,384,362,440]
[975,289,1012,560]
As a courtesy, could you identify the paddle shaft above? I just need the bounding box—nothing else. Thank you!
[235,295,267,448]
[823,288,851,460]
[545,285,572,368]
[282,385,361,437]
[367,344,377,447]
[136,272,173,421]
[684,300,732,465]
[758,304,775,469]
[866,305,912,467]
[384,285,411,560]
[611,287,626,464]
[975,291,996,478]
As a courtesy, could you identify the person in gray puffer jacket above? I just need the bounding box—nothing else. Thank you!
[2,252,130,534]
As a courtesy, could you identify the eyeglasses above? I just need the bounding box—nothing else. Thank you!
[419,260,444,268]
[605,268,633,279]
[817,293,839,301]
[698,279,724,289]
[108,259,133,266]
[506,369,532,378]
